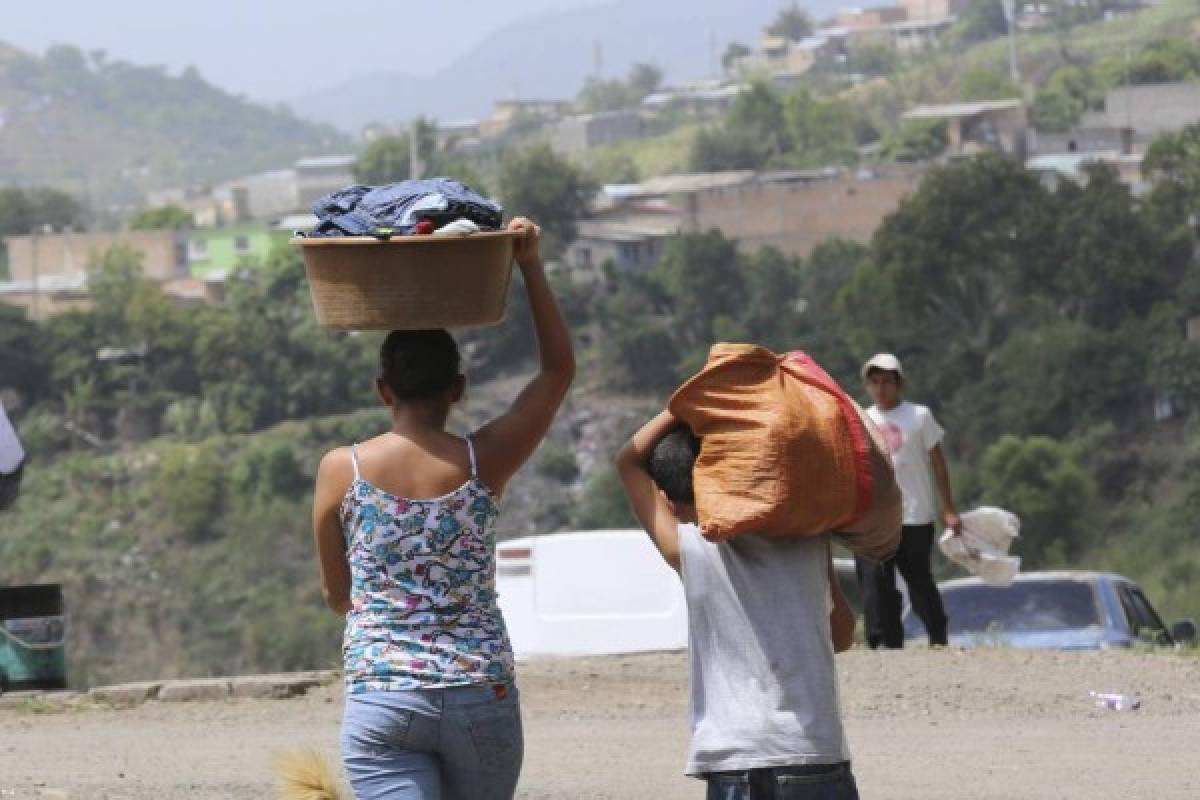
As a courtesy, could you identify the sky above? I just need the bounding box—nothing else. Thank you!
[2,0,608,100]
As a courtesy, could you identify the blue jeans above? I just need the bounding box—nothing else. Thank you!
[341,683,522,800]
[706,763,860,800]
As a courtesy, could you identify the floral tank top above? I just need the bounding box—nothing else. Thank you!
[339,437,515,693]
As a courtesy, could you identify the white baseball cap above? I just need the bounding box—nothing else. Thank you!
[861,352,903,379]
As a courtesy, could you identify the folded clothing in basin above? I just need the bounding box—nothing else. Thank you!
[310,177,503,238]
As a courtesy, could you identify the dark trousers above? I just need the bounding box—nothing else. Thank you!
[706,762,859,800]
[855,523,948,648]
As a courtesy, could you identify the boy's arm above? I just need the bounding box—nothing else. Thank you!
[828,543,855,653]
[930,444,962,535]
[615,410,683,572]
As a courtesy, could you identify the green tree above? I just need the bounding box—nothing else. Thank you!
[737,246,803,349]
[980,435,1096,565]
[578,78,637,113]
[628,63,663,98]
[0,305,46,401]
[955,319,1150,453]
[722,42,752,72]
[1142,123,1200,255]
[597,318,682,391]
[571,468,637,529]
[534,441,581,484]
[653,230,745,360]
[795,239,868,378]
[954,0,1008,44]
[156,444,225,540]
[87,244,149,332]
[689,125,772,171]
[0,187,88,276]
[839,155,1057,401]
[0,187,87,235]
[129,205,193,230]
[498,142,597,258]
[354,118,484,187]
[1051,163,1171,327]
[767,3,814,40]
[782,88,858,167]
[355,130,423,184]
[728,81,790,156]
[231,440,308,501]
[1031,66,1098,132]
[1152,339,1200,413]
[1126,38,1200,85]
[882,118,948,162]
[845,44,898,77]
[959,68,1020,102]
[588,150,640,185]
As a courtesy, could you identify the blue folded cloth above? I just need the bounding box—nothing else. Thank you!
[310,177,503,238]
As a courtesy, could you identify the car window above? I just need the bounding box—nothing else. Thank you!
[907,581,1101,637]
[1119,585,1166,638]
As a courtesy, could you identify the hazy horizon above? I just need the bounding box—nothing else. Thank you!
[3,0,611,100]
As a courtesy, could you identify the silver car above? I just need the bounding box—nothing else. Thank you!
[903,571,1197,650]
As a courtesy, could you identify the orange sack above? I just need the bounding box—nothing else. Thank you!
[667,344,900,559]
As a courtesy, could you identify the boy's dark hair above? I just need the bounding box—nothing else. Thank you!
[648,424,700,505]
[378,329,461,402]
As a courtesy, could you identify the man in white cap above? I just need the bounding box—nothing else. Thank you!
[857,353,959,648]
[0,396,25,511]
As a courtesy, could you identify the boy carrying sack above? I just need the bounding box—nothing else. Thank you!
[615,344,903,799]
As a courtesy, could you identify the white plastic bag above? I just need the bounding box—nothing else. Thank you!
[940,506,1021,586]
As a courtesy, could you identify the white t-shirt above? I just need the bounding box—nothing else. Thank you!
[678,524,850,775]
[0,401,25,474]
[866,401,944,526]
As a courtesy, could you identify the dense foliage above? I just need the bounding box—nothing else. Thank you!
[1033,37,1200,131]
[4,139,1200,682]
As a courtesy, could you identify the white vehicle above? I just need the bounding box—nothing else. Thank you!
[495,530,688,658]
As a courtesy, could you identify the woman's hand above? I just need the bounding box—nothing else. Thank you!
[508,217,543,271]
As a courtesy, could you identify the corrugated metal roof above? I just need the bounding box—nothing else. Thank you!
[623,171,756,197]
[904,99,1024,119]
[295,154,356,169]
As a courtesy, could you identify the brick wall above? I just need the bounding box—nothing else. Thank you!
[684,169,925,258]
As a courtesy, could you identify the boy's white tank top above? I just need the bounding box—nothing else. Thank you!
[678,524,850,775]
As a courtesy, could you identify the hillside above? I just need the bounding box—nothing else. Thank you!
[847,0,1200,127]
[0,43,351,206]
[287,0,845,132]
[0,385,654,687]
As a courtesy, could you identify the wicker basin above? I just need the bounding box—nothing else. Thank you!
[293,231,517,330]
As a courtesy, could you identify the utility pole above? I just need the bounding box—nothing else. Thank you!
[30,226,40,321]
[1124,42,1133,134]
[409,117,422,181]
[1001,0,1020,85]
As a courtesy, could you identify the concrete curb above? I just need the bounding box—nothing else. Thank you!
[0,671,339,712]
[87,681,163,706]
[157,678,232,703]
[82,670,337,707]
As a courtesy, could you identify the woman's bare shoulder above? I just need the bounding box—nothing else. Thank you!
[317,446,355,482]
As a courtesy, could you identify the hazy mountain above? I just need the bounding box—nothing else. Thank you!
[0,42,352,206]
[288,0,844,132]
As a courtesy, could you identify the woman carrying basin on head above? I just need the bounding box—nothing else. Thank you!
[311,217,574,800]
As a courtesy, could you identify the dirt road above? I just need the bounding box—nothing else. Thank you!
[2,648,1198,799]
